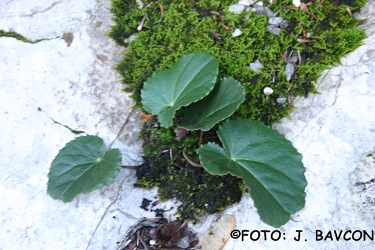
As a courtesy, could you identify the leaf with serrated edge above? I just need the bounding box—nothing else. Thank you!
[141,53,219,127]
[179,77,245,131]
[47,135,122,202]
[198,119,306,227]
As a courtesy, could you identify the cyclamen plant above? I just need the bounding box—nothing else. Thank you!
[47,53,306,227]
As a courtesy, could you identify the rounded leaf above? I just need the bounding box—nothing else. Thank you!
[179,77,245,131]
[47,135,122,202]
[198,119,307,227]
[141,53,219,127]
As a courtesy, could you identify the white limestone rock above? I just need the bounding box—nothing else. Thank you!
[249,59,263,73]
[269,16,284,26]
[232,28,242,37]
[277,97,287,104]
[228,4,245,14]
[238,0,256,6]
[285,62,295,81]
[267,25,281,35]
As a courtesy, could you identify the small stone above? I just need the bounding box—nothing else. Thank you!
[254,1,264,6]
[124,34,137,44]
[232,28,242,37]
[277,97,287,104]
[249,59,263,74]
[228,4,245,14]
[176,236,190,249]
[269,17,283,26]
[280,19,289,28]
[288,56,298,63]
[285,63,295,81]
[266,25,281,36]
[293,0,301,7]
[238,0,255,6]
[265,7,275,17]
[255,6,267,15]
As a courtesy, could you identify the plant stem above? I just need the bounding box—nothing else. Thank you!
[198,130,204,147]
[182,151,203,168]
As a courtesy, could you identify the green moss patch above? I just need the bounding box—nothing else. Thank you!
[136,118,246,220]
[0,30,57,43]
[109,0,367,220]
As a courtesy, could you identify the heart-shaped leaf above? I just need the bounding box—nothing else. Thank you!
[198,119,307,227]
[141,53,219,127]
[179,77,245,131]
[47,135,122,202]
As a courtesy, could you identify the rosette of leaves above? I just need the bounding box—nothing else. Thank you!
[140,53,306,227]
[141,53,219,128]
[141,53,245,130]
[179,76,245,131]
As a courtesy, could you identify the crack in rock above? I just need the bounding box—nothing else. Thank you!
[85,173,132,250]
[38,107,86,135]
[21,1,62,18]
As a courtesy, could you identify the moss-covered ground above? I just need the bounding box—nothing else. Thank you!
[108,0,367,220]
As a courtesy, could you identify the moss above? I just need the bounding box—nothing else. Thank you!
[365,153,373,157]
[0,30,56,43]
[137,118,246,220]
[109,0,367,124]
[109,0,368,219]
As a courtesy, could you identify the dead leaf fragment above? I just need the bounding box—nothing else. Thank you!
[140,113,153,120]
[202,215,236,250]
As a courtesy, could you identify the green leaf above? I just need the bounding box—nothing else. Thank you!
[47,135,122,202]
[141,53,219,127]
[198,119,307,227]
[179,77,245,131]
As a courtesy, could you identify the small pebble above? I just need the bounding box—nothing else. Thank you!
[277,98,287,104]
[265,7,275,17]
[238,0,255,6]
[269,17,284,26]
[285,63,295,81]
[124,34,137,44]
[293,0,301,7]
[232,28,242,37]
[255,6,267,15]
[177,236,190,249]
[266,25,280,36]
[280,19,289,28]
[249,59,263,74]
[228,4,245,14]
[288,56,298,63]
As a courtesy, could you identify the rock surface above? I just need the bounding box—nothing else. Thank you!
[0,1,177,249]
[0,0,375,250]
